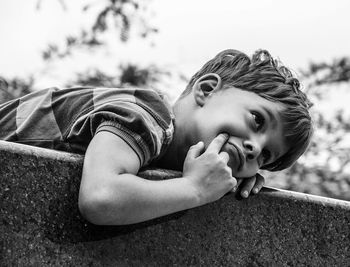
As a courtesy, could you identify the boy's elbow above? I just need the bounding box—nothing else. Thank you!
[79,189,109,225]
[78,188,126,225]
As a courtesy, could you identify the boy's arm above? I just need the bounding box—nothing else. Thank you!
[79,132,237,225]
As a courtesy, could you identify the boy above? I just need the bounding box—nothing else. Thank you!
[0,49,313,225]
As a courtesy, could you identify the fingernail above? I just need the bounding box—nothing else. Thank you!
[253,188,258,194]
[242,191,248,198]
[232,186,237,192]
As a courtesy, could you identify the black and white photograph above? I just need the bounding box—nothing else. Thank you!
[1,0,349,266]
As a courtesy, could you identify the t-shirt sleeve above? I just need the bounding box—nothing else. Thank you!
[68,99,171,167]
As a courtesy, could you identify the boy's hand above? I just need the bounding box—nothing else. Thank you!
[182,133,237,205]
[233,173,265,198]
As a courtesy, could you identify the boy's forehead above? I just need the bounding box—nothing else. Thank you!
[210,86,285,114]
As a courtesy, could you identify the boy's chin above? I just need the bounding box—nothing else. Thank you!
[227,160,255,178]
[236,175,257,179]
[232,169,258,179]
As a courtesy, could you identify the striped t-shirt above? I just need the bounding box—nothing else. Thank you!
[0,87,174,167]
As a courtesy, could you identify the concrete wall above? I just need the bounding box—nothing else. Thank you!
[0,140,349,266]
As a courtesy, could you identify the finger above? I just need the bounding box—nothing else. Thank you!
[185,141,204,160]
[236,178,243,187]
[231,178,243,192]
[219,151,230,164]
[252,173,265,194]
[231,177,237,189]
[240,176,256,198]
[206,133,229,154]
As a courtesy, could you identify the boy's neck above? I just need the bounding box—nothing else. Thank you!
[156,99,192,171]
[156,135,183,171]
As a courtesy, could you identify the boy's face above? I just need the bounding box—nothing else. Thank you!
[191,86,288,178]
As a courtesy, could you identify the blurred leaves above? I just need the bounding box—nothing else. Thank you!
[265,162,350,201]
[66,64,169,88]
[119,64,169,87]
[41,0,157,61]
[302,57,350,86]
[42,31,104,60]
[0,76,34,104]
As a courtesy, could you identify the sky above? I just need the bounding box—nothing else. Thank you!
[0,0,350,98]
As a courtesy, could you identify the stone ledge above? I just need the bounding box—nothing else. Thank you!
[0,140,349,266]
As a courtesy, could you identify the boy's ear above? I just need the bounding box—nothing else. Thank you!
[193,73,222,107]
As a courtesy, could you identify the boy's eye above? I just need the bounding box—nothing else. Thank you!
[252,112,265,131]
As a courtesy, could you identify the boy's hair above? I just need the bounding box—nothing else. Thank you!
[181,49,313,171]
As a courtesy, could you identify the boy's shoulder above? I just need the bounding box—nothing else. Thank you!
[86,87,174,166]
[53,85,174,133]
[76,86,171,110]
[42,86,173,120]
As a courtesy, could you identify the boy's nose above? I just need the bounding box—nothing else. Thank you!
[243,140,261,161]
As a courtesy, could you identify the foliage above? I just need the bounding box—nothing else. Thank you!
[302,57,350,86]
[0,0,162,100]
[66,64,169,88]
[41,0,158,61]
[119,64,168,87]
[0,76,34,104]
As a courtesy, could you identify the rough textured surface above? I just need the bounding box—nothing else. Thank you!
[0,140,349,266]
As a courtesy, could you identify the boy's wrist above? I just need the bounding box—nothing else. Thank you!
[178,177,203,208]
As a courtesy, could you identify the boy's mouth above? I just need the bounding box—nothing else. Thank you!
[226,141,244,172]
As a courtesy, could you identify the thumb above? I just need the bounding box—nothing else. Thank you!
[185,141,204,160]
